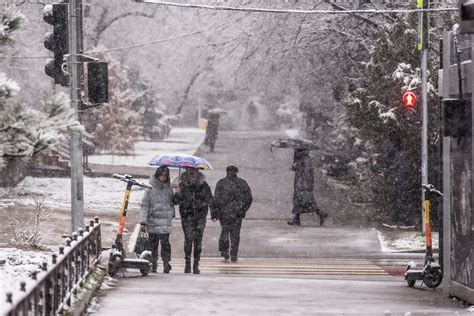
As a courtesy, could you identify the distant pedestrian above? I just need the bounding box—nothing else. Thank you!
[205,113,220,153]
[211,166,252,262]
[176,168,213,274]
[140,166,179,273]
[287,149,328,226]
[247,101,258,126]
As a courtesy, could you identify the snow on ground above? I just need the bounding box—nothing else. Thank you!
[88,128,205,167]
[377,230,439,252]
[0,128,206,311]
[0,248,53,313]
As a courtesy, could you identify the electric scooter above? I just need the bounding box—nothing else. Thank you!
[404,183,443,288]
[108,174,153,277]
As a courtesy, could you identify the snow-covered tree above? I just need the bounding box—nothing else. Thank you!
[81,51,141,153]
[0,6,82,187]
[339,10,454,226]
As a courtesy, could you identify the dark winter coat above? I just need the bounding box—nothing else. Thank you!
[176,171,213,220]
[140,175,178,234]
[292,150,314,192]
[211,175,252,221]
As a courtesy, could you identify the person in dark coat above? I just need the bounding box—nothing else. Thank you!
[205,113,220,153]
[211,166,252,262]
[176,167,213,274]
[140,166,179,273]
[287,149,328,226]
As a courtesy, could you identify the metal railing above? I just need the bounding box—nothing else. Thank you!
[3,217,102,316]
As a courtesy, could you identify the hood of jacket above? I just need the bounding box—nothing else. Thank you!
[180,170,206,185]
[148,175,170,189]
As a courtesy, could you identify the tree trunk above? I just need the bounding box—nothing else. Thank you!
[0,156,29,188]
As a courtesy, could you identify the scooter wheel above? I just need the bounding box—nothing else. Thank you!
[423,266,443,289]
[140,252,152,276]
[405,266,416,288]
[108,253,122,277]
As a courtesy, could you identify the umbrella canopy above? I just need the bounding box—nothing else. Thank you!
[148,154,213,169]
[207,108,227,115]
[270,137,320,151]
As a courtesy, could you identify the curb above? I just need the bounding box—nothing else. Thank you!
[64,264,108,316]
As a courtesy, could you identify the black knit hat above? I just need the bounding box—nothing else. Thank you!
[155,166,170,178]
[226,165,239,173]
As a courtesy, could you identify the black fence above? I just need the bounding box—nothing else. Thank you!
[4,217,102,316]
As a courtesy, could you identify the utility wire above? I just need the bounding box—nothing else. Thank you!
[4,30,204,59]
[133,0,457,14]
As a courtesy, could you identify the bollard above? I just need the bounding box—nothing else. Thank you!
[59,246,65,255]
[72,232,78,241]
[85,225,90,232]
[79,228,84,237]
[20,282,26,292]
[31,271,38,280]
[65,238,71,247]
[94,216,99,224]
[41,262,48,271]
[52,253,57,264]
[6,292,12,303]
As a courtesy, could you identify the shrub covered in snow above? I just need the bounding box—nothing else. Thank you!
[0,6,82,187]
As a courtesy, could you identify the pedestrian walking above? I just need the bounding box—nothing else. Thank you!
[287,149,328,226]
[205,113,220,153]
[139,166,179,273]
[247,101,258,126]
[211,166,252,263]
[176,167,213,274]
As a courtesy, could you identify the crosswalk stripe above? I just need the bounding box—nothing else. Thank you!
[167,258,390,276]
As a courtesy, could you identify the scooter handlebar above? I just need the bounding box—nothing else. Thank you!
[422,183,443,197]
[112,174,152,189]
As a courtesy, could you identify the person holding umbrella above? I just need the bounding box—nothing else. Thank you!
[176,167,213,274]
[287,148,328,226]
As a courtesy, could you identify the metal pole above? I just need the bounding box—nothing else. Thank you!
[68,0,84,231]
[418,0,429,234]
[421,49,428,235]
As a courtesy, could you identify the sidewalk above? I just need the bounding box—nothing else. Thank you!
[87,128,206,178]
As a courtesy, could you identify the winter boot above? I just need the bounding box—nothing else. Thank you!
[193,259,200,274]
[184,258,191,274]
[151,262,158,273]
[287,214,301,226]
[163,261,172,274]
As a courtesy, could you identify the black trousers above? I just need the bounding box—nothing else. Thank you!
[181,217,207,260]
[218,218,243,259]
[149,233,171,266]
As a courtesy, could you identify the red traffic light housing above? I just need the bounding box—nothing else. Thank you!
[402,91,417,108]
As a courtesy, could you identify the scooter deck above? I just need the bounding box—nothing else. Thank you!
[121,258,151,270]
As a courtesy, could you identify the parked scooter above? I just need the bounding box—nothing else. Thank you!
[404,183,443,288]
[108,174,153,277]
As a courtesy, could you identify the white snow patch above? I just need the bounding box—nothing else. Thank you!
[285,129,300,138]
[0,248,52,314]
[88,128,205,167]
[377,230,439,252]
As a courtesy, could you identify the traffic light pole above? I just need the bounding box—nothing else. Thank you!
[68,0,84,232]
[418,0,429,234]
[421,49,428,235]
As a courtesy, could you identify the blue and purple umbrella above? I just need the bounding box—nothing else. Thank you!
[148,154,213,170]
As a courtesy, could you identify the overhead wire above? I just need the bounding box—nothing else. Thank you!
[132,0,457,14]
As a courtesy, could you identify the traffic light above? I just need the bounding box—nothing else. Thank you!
[43,3,69,86]
[86,62,109,104]
[402,91,417,122]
